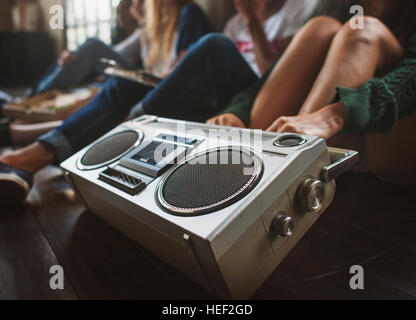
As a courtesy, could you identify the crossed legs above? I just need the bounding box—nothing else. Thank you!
[250,16,410,181]
[299,16,403,116]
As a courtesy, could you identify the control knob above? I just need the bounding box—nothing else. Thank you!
[272,214,294,238]
[297,178,326,214]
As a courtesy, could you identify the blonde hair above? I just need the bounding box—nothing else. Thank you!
[143,0,191,68]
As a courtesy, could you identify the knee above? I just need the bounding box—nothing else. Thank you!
[338,16,387,47]
[79,37,106,51]
[194,33,235,53]
[104,77,144,111]
[302,16,343,43]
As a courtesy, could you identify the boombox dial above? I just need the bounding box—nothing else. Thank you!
[272,214,294,238]
[297,178,326,214]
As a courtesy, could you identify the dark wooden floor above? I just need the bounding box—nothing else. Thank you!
[1,165,415,300]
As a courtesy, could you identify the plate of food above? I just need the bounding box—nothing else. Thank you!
[3,87,100,122]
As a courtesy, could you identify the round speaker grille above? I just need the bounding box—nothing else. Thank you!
[157,148,263,216]
[275,135,306,147]
[78,130,142,170]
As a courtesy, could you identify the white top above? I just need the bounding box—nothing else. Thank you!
[113,3,211,77]
[139,33,179,77]
[224,0,319,75]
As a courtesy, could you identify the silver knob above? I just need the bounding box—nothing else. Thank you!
[298,178,326,214]
[272,214,294,238]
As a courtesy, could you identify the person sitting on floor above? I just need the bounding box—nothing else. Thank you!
[0,0,214,207]
[126,0,319,120]
[0,0,212,149]
[224,0,319,76]
[0,0,144,148]
[31,0,146,95]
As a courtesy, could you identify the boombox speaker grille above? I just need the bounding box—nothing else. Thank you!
[157,148,263,216]
[78,130,142,170]
[275,135,307,147]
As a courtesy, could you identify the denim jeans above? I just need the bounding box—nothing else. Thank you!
[39,34,258,162]
[33,38,133,94]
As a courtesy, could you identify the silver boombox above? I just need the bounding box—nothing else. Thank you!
[61,115,358,299]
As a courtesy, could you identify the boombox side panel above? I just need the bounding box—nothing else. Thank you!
[216,151,336,299]
[249,151,336,298]
[217,216,273,299]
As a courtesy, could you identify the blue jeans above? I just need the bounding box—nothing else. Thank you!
[33,38,133,94]
[39,34,258,162]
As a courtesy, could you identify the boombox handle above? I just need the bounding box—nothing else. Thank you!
[321,147,359,182]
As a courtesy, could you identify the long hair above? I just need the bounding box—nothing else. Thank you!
[364,0,416,43]
[143,0,191,67]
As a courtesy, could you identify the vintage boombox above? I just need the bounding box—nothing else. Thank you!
[61,115,358,299]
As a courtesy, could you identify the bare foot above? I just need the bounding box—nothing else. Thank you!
[0,142,55,173]
[266,102,346,140]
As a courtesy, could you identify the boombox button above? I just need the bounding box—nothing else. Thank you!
[99,167,147,196]
[272,214,294,238]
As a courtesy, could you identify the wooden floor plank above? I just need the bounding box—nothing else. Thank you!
[30,167,212,299]
[260,221,412,299]
[327,174,416,252]
[364,248,416,297]
[257,265,412,300]
[0,206,78,300]
[255,174,416,300]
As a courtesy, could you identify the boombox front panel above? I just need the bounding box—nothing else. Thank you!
[61,116,334,298]
[62,117,324,242]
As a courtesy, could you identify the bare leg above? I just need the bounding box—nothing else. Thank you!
[249,17,342,129]
[299,17,403,115]
[9,121,62,146]
[0,142,55,173]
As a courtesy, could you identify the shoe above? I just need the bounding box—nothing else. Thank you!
[0,161,33,207]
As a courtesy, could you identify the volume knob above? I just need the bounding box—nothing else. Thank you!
[298,178,326,214]
[272,214,294,238]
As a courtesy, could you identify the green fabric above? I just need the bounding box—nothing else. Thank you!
[339,34,416,133]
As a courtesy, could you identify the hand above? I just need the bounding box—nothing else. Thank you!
[58,50,76,66]
[266,102,346,140]
[207,113,246,128]
[233,0,266,24]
